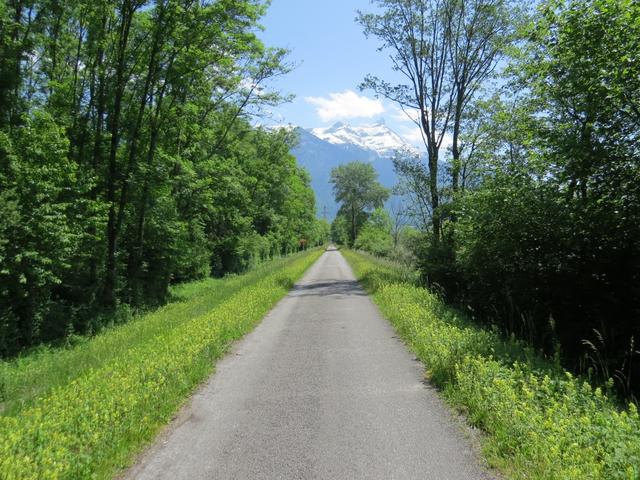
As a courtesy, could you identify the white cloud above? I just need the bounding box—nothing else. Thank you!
[305,90,385,122]
[399,127,425,148]
[399,126,453,153]
[391,105,421,124]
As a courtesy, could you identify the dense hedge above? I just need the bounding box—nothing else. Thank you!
[417,0,640,399]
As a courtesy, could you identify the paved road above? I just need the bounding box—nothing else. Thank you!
[124,249,495,480]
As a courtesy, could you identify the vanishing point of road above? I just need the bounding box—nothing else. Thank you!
[124,249,495,480]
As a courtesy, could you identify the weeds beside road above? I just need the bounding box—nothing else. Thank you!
[0,249,322,479]
[344,250,640,480]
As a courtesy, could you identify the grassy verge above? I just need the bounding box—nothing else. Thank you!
[343,250,640,480]
[0,252,317,415]
[0,248,322,479]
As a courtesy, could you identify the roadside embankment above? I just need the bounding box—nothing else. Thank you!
[343,250,640,480]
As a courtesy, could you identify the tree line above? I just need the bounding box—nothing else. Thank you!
[344,0,639,399]
[0,0,328,357]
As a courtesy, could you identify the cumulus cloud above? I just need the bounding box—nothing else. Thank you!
[305,90,385,122]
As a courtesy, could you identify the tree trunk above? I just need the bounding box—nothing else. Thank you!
[88,14,108,291]
[421,106,441,244]
[121,4,168,304]
[102,2,136,308]
[351,205,356,246]
[428,145,441,243]
[451,96,464,193]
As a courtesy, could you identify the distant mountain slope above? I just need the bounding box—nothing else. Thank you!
[310,122,410,157]
[290,122,412,218]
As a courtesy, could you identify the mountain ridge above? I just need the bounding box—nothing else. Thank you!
[309,121,417,158]
[284,121,416,218]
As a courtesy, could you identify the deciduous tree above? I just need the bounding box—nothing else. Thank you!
[330,161,389,245]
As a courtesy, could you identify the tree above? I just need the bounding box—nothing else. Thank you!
[0,0,36,128]
[0,113,86,353]
[330,161,389,245]
[0,0,315,356]
[331,215,350,246]
[358,0,452,241]
[312,219,331,246]
[388,195,410,247]
[358,0,516,239]
[354,207,394,256]
[392,152,434,231]
[445,0,515,192]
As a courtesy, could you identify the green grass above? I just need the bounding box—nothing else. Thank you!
[343,250,640,480]
[0,253,315,415]
[0,249,322,480]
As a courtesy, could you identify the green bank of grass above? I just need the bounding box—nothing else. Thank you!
[0,252,316,415]
[343,250,640,480]
[0,248,322,480]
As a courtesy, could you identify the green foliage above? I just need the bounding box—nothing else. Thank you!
[354,208,394,257]
[352,207,423,263]
[0,249,322,479]
[310,218,331,246]
[330,161,389,245]
[344,250,640,480]
[407,0,640,398]
[358,0,520,239]
[388,225,423,266]
[330,215,350,246]
[0,1,319,355]
[0,113,91,354]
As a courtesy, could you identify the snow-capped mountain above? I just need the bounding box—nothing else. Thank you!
[285,121,417,218]
[309,121,415,157]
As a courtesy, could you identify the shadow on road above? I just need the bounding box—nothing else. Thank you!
[290,280,366,297]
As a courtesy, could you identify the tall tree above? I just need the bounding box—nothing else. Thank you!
[358,0,516,238]
[0,0,38,128]
[101,0,145,308]
[444,0,514,192]
[330,161,389,245]
[358,0,454,241]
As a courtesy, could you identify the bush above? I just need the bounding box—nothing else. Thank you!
[354,208,394,256]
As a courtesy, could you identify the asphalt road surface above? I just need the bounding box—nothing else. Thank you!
[124,249,495,480]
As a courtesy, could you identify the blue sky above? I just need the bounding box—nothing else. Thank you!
[258,0,425,148]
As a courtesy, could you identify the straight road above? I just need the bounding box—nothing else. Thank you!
[124,249,495,480]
